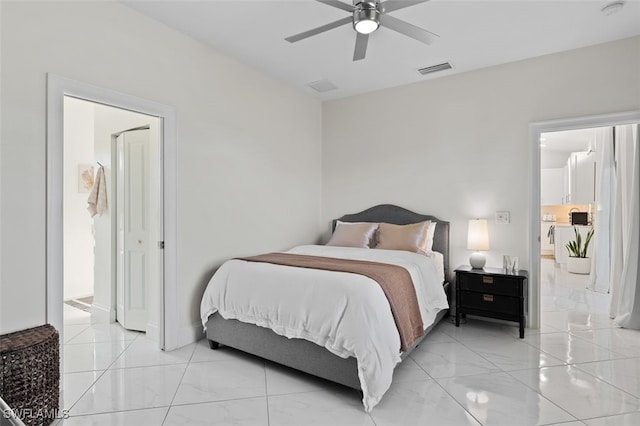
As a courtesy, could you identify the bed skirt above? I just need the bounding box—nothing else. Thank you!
[205,281,450,390]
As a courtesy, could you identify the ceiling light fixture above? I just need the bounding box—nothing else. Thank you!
[353,1,381,34]
[601,1,624,16]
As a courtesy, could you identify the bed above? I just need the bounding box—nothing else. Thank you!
[200,204,450,411]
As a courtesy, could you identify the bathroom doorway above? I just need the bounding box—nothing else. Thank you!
[48,74,180,351]
[63,97,162,339]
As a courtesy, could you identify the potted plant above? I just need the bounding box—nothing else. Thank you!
[565,226,594,274]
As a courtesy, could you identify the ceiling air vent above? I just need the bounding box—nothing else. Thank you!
[307,79,338,93]
[418,62,452,76]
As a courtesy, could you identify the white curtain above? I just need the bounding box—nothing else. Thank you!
[587,128,614,293]
[610,124,640,327]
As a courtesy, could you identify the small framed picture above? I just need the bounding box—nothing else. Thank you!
[78,164,94,193]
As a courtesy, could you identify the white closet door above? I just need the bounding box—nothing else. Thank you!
[116,129,149,332]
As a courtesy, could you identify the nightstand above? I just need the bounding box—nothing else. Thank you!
[455,265,528,338]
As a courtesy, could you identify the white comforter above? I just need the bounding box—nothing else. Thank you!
[200,245,449,411]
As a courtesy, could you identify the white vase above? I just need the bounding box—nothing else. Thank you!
[567,257,591,274]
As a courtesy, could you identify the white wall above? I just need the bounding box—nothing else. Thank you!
[322,36,640,273]
[63,97,95,300]
[0,1,322,336]
[541,151,572,169]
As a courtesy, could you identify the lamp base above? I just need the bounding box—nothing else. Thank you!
[469,252,486,269]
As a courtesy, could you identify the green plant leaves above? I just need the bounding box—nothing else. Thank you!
[565,226,594,258]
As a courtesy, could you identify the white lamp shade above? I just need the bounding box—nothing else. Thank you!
[467,219,490,251]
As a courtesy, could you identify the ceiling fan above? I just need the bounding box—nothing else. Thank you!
[285,0,439,61]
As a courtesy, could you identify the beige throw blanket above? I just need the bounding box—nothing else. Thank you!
[237,252,424,351]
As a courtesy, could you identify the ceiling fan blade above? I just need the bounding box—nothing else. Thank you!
[381,0,431,13]
[316,0,356,12]
[285,16,352,43]
[379,14,439,45]
[353,33,369,61]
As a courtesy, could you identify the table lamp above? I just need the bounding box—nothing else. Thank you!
[468,219,489,269]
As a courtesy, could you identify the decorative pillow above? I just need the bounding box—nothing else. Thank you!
[327,221,378,248]
[376,221,432,254]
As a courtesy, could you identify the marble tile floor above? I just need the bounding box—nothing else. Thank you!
[56,262,640,426]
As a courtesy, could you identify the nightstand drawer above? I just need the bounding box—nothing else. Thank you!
[459,292,519,316]
[458,273,520,297]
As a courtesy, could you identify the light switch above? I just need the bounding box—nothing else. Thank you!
[495,211,510,224]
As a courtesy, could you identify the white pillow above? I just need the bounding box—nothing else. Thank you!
[376,221,431,254]
[327,221,378,248]
[426,221,437,253]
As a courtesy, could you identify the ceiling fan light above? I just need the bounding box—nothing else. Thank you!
[354,19,378,34]
[353,8,380,34]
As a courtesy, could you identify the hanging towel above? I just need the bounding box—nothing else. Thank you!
[547,225,555,244]
[87,166,108,217]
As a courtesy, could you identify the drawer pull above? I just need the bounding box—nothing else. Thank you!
[482,276,494,284]
[483,294,494,302]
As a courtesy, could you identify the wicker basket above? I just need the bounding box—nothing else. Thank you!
[0,324,60,426]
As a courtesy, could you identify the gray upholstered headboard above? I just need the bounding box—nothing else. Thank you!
[332,204,451,283]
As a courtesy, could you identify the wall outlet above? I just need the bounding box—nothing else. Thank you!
[495,211,510,224]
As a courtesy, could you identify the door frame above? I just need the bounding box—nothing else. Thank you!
[528,110,640,329]
[46,74,179,350]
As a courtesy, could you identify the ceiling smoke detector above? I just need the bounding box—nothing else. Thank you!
[307,79,339,93]
[601,1,624,16]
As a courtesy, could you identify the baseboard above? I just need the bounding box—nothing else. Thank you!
[146,321,159,343]
[63,292,94,302]
[174,321,204,349]
[91,303,115,323]
[467,314,530,329]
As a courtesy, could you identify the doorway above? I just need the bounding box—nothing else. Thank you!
[62,97,162,338]
[539,127,611,328]
[529,111,640,329]
[47,74,179,351]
